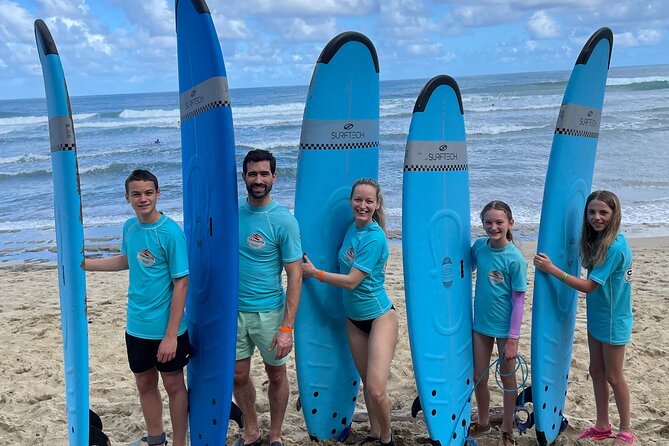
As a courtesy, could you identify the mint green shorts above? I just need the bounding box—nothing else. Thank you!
[236,307,289,366]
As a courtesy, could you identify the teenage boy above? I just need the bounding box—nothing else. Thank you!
[85,169,189,446]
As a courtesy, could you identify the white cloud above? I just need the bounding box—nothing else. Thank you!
[453,5,520,27]
[226,0,378,16]
[278,18,338,42]
[405,40,443,55]
[0,1,35,42]
[616,29,662,47]
[212,17,252,40]
[113,0,174,36]
[34,0,89,18]
[526,10,560,38]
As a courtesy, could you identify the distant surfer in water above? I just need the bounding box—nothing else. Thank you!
[302,178,398,446]
[234,149,303,446]
[85,169,190,446]
[470,200,527,446]
[534,191,635,445]
[153,138,160,144]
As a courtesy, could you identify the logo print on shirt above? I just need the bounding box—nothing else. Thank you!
[247,233,265,249]
[345,247,355,263]
[138,249,156,267]
[488,270,504,285]
[625,266,633,283]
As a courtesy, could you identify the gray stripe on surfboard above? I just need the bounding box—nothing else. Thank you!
[404,140,468,171]
[179,76,231,122]
[300,119,379,150]
[554,103,602,139]
[48,116,76,152]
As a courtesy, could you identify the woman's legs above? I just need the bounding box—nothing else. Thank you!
[366,310,399,443]
[346,310,398,443]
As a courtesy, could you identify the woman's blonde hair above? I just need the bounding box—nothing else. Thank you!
[350,178,386,233]
[581,190,622,269]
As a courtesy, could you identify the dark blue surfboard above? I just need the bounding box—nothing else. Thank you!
[294,32,380,441]
[34,19,90,446]
[175,1,238,444]
[530,28,613,445]
[403,76,473,445]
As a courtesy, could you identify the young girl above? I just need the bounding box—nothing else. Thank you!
[302,178,399,446]
[534,190,635,445]
[470,201,528,446]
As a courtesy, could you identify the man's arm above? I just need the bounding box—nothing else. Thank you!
[282,259,302,329]
[269,259,302,360]
[84,255,129,272]
[157,275,188,363]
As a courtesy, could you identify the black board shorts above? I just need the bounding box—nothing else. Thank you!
[125,331,191,374]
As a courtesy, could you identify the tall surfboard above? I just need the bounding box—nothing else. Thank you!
[403,76,473,445]
[529,28,613,445]
[294,32,380,441]
[34,19,90,446]
[175,1,238,444]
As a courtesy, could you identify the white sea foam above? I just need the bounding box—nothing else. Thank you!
[0,115,47,127]
[118,108,180,119]
[76,118,180,129]
[607,76,669,86]
[233,102,305,120]
[0,153,50,165]
[466,123,548,135]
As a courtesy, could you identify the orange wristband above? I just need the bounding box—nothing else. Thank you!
[317,270,324,282]
[279,325,294,333]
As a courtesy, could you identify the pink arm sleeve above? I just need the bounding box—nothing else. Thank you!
[508,290,525,339]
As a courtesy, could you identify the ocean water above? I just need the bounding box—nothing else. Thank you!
[1,64,668,263]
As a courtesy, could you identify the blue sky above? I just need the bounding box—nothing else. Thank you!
[1,0,667,100]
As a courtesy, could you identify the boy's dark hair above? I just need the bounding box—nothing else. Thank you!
[243,149,276,174]
[125,169,159,194]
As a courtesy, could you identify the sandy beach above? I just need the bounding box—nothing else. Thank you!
[1,236,667,446]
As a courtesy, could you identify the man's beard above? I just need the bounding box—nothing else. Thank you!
[247,182,272,199]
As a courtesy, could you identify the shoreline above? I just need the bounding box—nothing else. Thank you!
[3,227,668,265]
[1,237,667,445]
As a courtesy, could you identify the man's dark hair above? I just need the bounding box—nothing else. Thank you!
[125,169,159,194]
[243,149,276,174]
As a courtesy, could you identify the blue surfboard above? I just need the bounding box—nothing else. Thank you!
[175,1,238,444]
[529,28,613,445]
[294,32,380,442]
[34,19,90,446]
[402,76,473,445]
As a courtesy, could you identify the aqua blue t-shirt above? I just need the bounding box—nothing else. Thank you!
[121,214,189,340]
[338,221,392,321]
[472,237,528,338]
[238,200,302,312]
[586,233,633,345]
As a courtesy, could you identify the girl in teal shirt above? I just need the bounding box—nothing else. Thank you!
[302,178,398,446]
[534,191,635,445]
[470,201,527,446]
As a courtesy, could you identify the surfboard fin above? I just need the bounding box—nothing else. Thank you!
[89,424,110,446]
[89,409,103,430]
[88,409,110,446]
[411,396,422,418]
[230,401,244,428]
[295,396,301,412]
